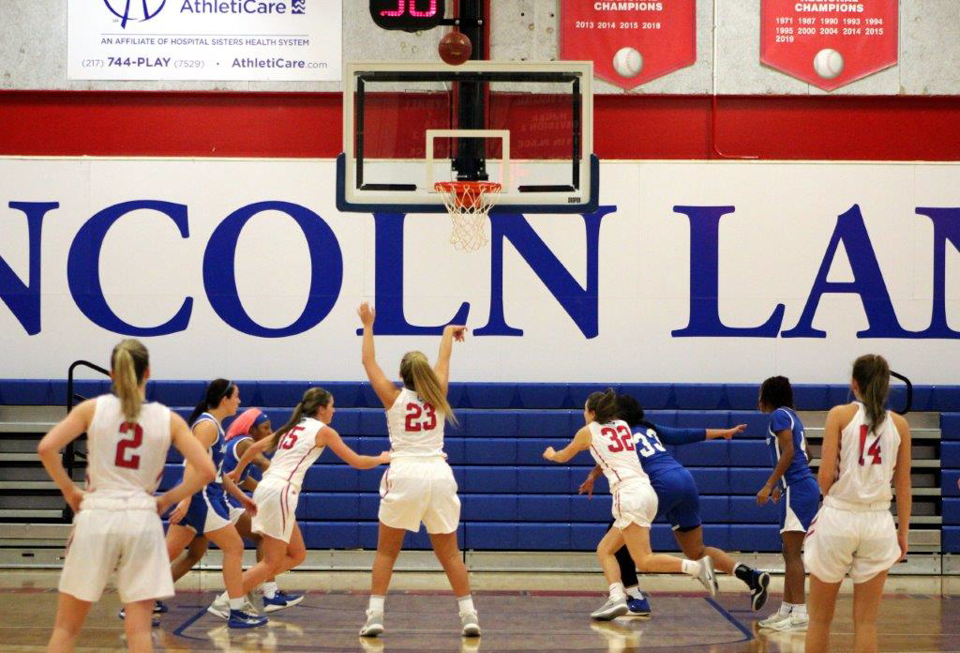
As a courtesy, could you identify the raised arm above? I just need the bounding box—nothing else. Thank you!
[892,412,912,561]
[318,426,390,470]
[543,426,593,464]
[434,324,467,392]
[157,412,216,514]
[358,302,401,409]
[37,400,97,513]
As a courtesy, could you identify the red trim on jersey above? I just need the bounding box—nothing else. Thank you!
[380,468,391,499]
[284,446,319,484]
[281,485,289,534]
[590,444,622,484]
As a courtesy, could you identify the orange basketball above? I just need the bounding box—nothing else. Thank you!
[439,31,472,66]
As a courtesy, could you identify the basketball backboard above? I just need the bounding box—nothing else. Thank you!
[336,60,598,215]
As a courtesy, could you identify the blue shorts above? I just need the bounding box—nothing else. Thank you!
[650,467,702,532]
[781,476,820,533]
[182,485,231,535]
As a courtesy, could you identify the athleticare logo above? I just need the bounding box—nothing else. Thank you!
[179,0,304,15]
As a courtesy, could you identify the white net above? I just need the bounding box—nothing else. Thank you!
[435,181,502,252]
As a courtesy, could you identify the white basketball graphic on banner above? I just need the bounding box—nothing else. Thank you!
[813,48,845,80]
[613,47,643,78]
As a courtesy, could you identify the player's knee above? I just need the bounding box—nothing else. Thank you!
[290,545,307,567]
[634,555,656,572]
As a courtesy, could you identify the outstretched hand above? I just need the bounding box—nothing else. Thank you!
[358,302,376,327]
[445,324,467,342]
[725,424,747,439]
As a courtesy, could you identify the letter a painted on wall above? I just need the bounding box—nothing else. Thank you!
[760,0,898,91]
[559,1,696,90]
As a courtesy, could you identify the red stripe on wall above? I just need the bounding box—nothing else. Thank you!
[1,91,959,161]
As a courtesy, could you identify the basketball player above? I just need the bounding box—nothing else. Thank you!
[579,394,769,617]
[356,303,480,638]
[544,389,719,620]
[164,380,267,628]
[804,355,912,653]
[227,387,390,604]
[755,376,820,632]
[37,339,216,653]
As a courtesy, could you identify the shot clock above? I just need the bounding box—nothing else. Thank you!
[370,0,446,31]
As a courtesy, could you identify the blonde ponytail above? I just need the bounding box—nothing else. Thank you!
[852,354,890,430]
[110,339,149,421]
[400,351,456,425]
[270,387,332,450]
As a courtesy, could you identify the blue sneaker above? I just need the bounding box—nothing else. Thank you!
[228,609,268,629]
[626,596,651,618]
[153,600,169,614]
[262,590,305,613]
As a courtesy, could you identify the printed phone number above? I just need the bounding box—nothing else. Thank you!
[82,58,203,69]
[574,21,661,29]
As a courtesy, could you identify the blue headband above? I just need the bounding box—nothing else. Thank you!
[252,412,270,429]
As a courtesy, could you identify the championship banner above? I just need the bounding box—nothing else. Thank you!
[559,1,696,90]
[68,0,341,81]
[760,1,898,91]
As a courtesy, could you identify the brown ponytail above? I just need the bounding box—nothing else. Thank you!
[110,339,149,421]
[269,387,333,450]
[852,354,890,430]
[587,388,618,424]
[399,351,456,425]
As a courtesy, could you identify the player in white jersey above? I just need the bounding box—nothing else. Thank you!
[37,339,216,653]
[804,355,912,653]
[357,303,481,638]
[228,386,389,600]
[543,389,719,620]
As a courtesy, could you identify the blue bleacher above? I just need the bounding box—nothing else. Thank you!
[11,378,960,554]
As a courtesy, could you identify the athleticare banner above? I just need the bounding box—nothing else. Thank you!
[0,158,957,383]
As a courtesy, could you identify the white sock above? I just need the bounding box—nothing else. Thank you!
[680,559,702,576]
[792,603,807,617]
[261,582,278,599]
[625,585,643,600]
[368,595,385,614]
[216,590,229,603]
[608,582,625,601]
[779,602,793,616]
[228,597,243,611]
[457,595,476,616]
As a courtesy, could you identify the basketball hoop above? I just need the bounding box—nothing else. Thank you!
[435,181,501,252]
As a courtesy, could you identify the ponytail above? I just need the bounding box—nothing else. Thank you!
[269,387,332,450]
[586,388,618,424]
[400,351,456,425]
[188,378,235,426]
[110,339,149,421]
[853,354,890,430]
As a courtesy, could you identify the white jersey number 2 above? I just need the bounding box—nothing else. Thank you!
[115,422,143,470]
[405,403,437,432]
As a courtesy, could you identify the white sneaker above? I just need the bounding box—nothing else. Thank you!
[207,594,230,620]
[695,556,718,597]
[359,610,384,638]
[460,611,481,637]
[768,613,809,632]
[758,611,791,629]
[590,596,628,621]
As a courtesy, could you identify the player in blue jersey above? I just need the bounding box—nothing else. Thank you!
[163,379,268,628]
[755,376,820,632]
[579,394,769,617]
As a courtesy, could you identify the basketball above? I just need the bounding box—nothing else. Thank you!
[439,31,472,66]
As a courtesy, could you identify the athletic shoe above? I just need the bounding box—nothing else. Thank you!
[263,590,304,613]
[768,613,809,632]
[460,611,481,637]
[758,611,791,629]
[207,594,230,620]
[625,596,651,618]
[695,556,718,597]
[590,596,628,621]
[751,572,771,611]
[359,610,384,638]
[153,600,169,614]
[227,609,268,629]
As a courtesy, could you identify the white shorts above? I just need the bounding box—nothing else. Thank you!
[612,481,658,530]
[803,502,901,584]
[251,480,299,543]
[59,495,174,604]
[379,457,460,534]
